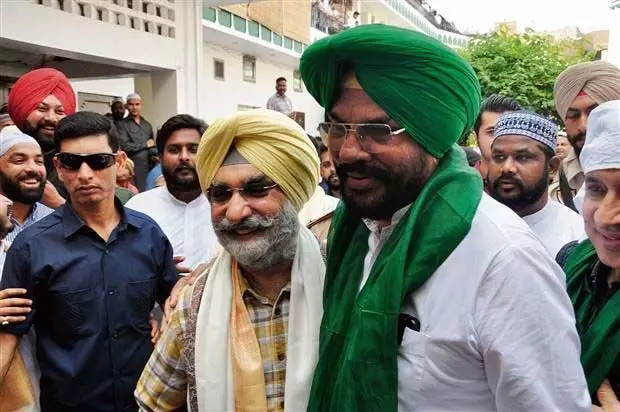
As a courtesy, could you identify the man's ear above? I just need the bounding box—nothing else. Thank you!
[53,156,64,184]
[549,155,561,175]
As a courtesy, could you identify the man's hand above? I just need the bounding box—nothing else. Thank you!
[149,313,160,344]
[146,139,156,148]
[593,380,620,412]
[174,256,192,275]
[161,262,209,332]
[41,182,65,209]
[0,288,31,324]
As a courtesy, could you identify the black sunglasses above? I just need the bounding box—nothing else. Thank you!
[56,153,117,171]
[207,182,278,203]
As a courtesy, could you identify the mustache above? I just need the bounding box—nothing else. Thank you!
[337,161,390,180]
[174,164,196,173]
[214,213,276,234]
[36,119,58,129]
[494,174,524,189]
[18,171,43,182]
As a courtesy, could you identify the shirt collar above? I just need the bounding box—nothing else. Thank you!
[62,197,143,238]
[165,188,207,206]
[363,204,412,235]
[10,203,39,227]
[239,270,291,304]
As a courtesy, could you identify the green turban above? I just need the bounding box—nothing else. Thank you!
[300,25,484,412]
[300,24,481,158]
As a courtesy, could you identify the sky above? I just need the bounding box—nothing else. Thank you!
[426,0,613,34]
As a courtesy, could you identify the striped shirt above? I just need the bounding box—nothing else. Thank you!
[135,271,291,412]
[5,203,54,243]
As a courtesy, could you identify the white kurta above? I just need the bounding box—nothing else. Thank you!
[522,199,585,259]
[126,187,218,270]
[361,194,590,412]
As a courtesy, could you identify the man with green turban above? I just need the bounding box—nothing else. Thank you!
[300,24,590,411]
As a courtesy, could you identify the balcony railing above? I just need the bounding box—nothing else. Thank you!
[404,0,460,35]
[311,4,344,35]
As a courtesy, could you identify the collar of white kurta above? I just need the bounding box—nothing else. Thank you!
[191,225,325,411]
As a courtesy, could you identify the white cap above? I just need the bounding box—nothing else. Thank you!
[126,93,141,102]
[580,100,620,175]
[111,97,125,104]
[0,125,40,158]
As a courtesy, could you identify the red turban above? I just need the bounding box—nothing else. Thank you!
[7,68,76,131]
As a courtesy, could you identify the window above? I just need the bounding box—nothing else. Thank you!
[293,70,303,92]
[142,2,148,13]
[242,55,256,83]
[97,8,103,20]
[214,59,225,81]
[127,0,133,9]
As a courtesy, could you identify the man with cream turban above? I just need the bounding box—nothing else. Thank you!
[135,109,325,411]
[556,100,620,409]
[551,61,620,212]
[7,68,77,209]
[300,24,589,411]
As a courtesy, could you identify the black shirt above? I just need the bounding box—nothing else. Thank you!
[116,116,154,154]
[0,201,177,411]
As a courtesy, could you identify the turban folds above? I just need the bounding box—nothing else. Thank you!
[554,61,620,121]
[7,68,76,131]
[300,24,481,158]
[0,126,40,157]
[196,109,320,211]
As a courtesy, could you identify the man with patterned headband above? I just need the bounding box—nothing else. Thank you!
[135,109,324,411]
[300,24,589,411]
[552,61,620,212]
[487,111,584,257]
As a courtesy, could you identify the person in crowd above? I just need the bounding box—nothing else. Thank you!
[7,68,77,208]
[116,93,154,192]
[486,111,584,257]
[135,109,324,411]
[552,60,620,212]
[0,193,37,412]
[105,97,126,124]
[116,157,139,195]
[463,146,481,167]
[556,100,620,409]
[556,132,572,161]
[0,113,13,131]
[0,111,178,411]
[126,114,218,272]
[473,94,522,183]
[266,77,293,116]
[299,24,590,411]
[315,138,342,198]
[346,11,360,28]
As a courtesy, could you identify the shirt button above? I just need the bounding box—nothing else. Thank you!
[274,307,281,316]
[112,331,119,339]
[104,249,109,255]
[108,290,115,295]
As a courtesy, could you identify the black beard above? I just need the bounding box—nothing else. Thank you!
[337,155,430,221]
[569,133,585,157]
[161,163,201,193]
[0,170,45,205]
[488,168,549,213]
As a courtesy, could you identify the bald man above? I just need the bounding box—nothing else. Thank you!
[552,61,620,212]
[135,109,324,411]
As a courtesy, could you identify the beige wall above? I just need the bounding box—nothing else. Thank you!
[223,1,310,44]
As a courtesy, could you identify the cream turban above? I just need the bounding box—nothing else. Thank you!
[0,125,40,157]
[196,109,320,211]
[554,61,620,121]
[580,100,620,174]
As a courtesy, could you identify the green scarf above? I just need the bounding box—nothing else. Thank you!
[563,239,620,396]
[307,145,482,411]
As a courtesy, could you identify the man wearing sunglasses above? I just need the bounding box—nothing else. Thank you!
[136,109,324,411]
[300,25,589,411]
[0,111,178,411]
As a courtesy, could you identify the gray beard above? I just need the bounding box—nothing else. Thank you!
[214,201,299,272]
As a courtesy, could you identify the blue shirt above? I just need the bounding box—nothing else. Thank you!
[145,164,162,191]
[4,202,54,243]
[0,202,178,412]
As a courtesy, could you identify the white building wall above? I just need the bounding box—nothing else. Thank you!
[202,43,324,134]
[607,5,620,66]
[71,78,136,99]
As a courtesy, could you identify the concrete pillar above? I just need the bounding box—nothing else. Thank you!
[151,70,178,129]
[134,75,155,123]
[173,0,203,116]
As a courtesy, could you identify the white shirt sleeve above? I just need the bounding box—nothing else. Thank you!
[474,244,590,412]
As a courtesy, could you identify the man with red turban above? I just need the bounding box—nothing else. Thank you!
[7,68,77,208]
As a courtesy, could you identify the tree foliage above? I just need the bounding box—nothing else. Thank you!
[461,28,597,125]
